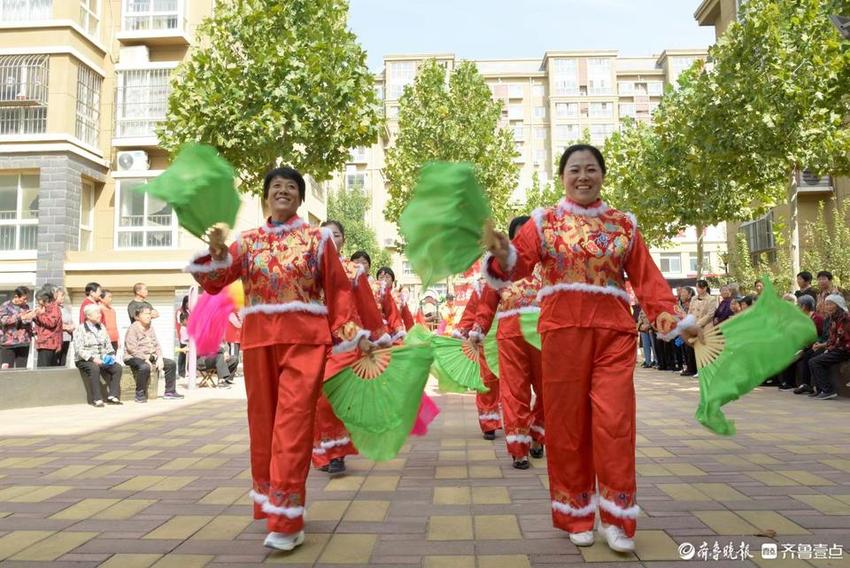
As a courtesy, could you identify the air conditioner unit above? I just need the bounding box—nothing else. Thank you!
[117,151,150,171]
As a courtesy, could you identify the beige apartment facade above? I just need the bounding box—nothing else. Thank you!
[338,49,713,300]
[695,0,850,276]
[0,0,325,355]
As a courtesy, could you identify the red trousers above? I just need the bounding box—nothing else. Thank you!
[243,343,327,533]
[476,360,501,432]
[542,327,638,537]
[498,335,544,458]
[312,392,357,468]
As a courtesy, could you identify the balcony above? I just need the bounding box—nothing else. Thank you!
[113,68,171,147]
[796,170,833,194]
[0,0,52,22]
[0,54,48,136]
[116,0,189,46]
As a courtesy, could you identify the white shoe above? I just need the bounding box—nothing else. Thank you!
[569,531,595,546]
[601,524,634,553]
[263,530,305,551]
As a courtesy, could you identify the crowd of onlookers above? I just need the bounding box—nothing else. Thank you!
[635,270,850,399]
[0,281,239,407]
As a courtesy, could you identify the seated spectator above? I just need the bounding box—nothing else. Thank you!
[124,306,183,403]
[815,271,838,314]
[793,296,827,395]
[730,297,742,315]
[753,280,765,297]
[78,282,102,324]
[795,271,818,303]
[73,304,122,407]
[100,289,120,353]
[199,343,239,386]
[33,286,63,367]
[808,294,850,400]
[739,295,754,311]
[127,283,159,322]
[713,285,734,326]
[1,287,34,369]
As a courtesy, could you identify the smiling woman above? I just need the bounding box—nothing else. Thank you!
[185,165,374,552]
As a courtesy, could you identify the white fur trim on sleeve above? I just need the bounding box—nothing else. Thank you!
[558,199,610,217]
[481,248,516,290]
[184,250,233,274]
[658,314,698,342]
[505,434,533,445]
[537,283,631,304]
[262,218,306,234]
[551,496,597,518]
[240,302,329,318]
[317,227,333,266]
[598,496,641,520]
[375,333,393,347]
[495,306,540,320]
[390,330,406,343]
[332,329,371,354]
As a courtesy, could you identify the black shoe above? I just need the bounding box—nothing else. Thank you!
[807,390,820,398]
[778,383,795,390]
[815,391,837,400]
[512,457,530,470]
[327,458,346,475]
[530,445,544,459]
[483,430,496,441]
[106,396,123,405]
[793,384,813,395]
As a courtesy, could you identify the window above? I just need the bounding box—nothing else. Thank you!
[533,106,546,119]
[534,127,547,140]
[122,0,181,31]
[0,174,38,251]
[648,82,664,96]
[671,57,697,75]
[388,61,415,99]
[507,84,523,98]
[587,58,612,95]
[659,253,681,274]
[507,105,523,120]
[115,68,171,138]
[534,148,547,163]
[374,85,384,100]
[0,54,49,135]
[740,212,774,254]
[0,0,52,20]
[402,261,414,276]
[512,125,525,141]
[80,0,98,35]
[75,64,101,146]
[532,85,545,97]
[689,252,712,273]
[116,179,176,248]
[589,102,613,118]
[619,103,636,117]
[618,81,634,95]
[346,173,366,192]
[387,105,399,119]
[649,102,660,115]
[555,103,578,118]
[349,147,367,163]
[79,179,95,251]
[555,124,579,141]
[552,59,578,95]
[590,123,616,143]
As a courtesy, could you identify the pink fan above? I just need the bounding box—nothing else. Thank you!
[411,393,440,436]
[188,281,244,356]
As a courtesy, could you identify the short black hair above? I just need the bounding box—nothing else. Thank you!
[321,220,345,238]
[100,288,112,298]
[263,166,306,202]
[754,279,764,286]
[350,250,372,266]
[36,287,54,303]
[85,282,101,295]
[741,295,755,306]
[508,215,531,240]
[797,271,813,283]
[558,144,607,177]
[376,267,395,282]
[13,286,29,298]
[817,270,833,280]
[696,279,710,293]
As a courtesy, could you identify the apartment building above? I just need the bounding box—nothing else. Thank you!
[0,0,326,356]
[337,49,714,299]
[695,0,850,273]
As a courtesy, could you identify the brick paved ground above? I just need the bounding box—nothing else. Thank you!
[1,368,850,567]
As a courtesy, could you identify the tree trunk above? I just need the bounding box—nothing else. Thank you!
[695,224,706,279]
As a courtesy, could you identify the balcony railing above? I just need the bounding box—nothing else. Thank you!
[114,68,171,139]
[0,0,52,21]
[122,0,181,31]
[797,169,833,193]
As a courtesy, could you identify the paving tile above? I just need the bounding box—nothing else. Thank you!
[318,533,377,564]
[324,476,365,492]
[344,500,389,522]
[0,530,54,561]
[657,484,711,501]
[428,515,474,541]
[692,483,751,501]
[423,555,475,568]
[435,466,468,479]
[469,465,502,479]
[191,516,253,540]
[9,485,72,502]
[478,554,531,568]
[198,487,248,506]
[433,487,471,505]
[47,465,97,479]
[50,498,121,520]
[94,499,157,520]
[735,511,810,535]
[112,476,166,491]
[11,530,97,561]
[265,532,330,564]
[474,515,522,540]
[633,530,682,561]
[306,500,350,521]
[778,470,835,486]
[361,475,399,492]
[150,554,214,567]
[693,511,759,535]
[144,516,214,540]
[580,541,638,562]
[792,495,850,515]
[746,471,799,487]
[471,486,511,505]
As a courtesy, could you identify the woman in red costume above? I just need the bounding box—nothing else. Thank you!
[472,216,544,470]
[454,275,501,439]
[187,167,372,552]
[351,251,406,342]
[485,145,695,553]
[311,220,391,475]
[376,267,413,338]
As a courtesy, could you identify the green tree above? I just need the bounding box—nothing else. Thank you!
[159,0,381,193]
[326,185,392,270]
[802,199,850,287]
[383,59,518,229]
[727,233,758,293]
[518,171,562,215]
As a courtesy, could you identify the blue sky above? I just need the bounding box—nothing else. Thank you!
[348,0,716,70]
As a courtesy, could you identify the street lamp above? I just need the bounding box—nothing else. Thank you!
[831,15,850,40]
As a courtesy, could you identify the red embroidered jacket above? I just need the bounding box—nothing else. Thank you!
[367,277,405,341]
[484,199,676,336]
[391,289,415,330]
[341,259,390,344]
[453,284,482,339]
[186,216,365,352]
[474,267,542,340]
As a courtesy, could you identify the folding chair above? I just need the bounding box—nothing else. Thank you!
[196,357,219,388]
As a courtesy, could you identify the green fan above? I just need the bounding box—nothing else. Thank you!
[520,310,542,350]
[399,162,491,289]
[136,143,240,239]
[431,335,489,393]
[404,324,433,347]
[323,343,432,461]
[694,277,817,436]
[483,322,500,378]
[403,325,467,393]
